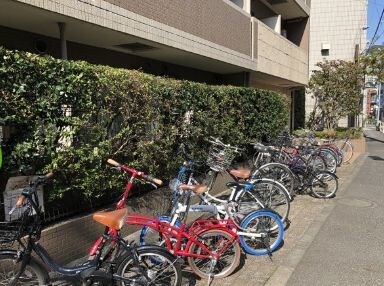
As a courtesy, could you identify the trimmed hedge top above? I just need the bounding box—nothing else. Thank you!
[0,47,289,199]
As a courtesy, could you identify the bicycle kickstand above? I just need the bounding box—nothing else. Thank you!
[207,260,216,286]
[207,273,213,286]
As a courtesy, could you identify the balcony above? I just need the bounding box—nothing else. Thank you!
[255,0,309,20]
[253,18,308,85]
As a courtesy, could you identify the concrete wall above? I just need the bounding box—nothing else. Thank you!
[254,19,308,85]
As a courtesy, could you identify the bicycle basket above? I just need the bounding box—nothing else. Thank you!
[0,203,32,245]
[206,145,237,172]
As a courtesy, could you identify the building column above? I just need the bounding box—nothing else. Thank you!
[58,22,67,60]
[243,0,251,14]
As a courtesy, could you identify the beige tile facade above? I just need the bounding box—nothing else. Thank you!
[306,0,368,119]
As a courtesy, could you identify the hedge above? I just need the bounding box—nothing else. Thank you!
[292,128,363,139]
[0,47,289,200]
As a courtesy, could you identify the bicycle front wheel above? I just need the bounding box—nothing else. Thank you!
[116,246,182,286]
[187,229,240,279]
[318,148,337,173]
[0,251,49,285]
[338,141,353,164]
[310,171,338,198]
[239,210,284,256]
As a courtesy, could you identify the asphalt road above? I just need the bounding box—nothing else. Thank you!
[286,129,384,286]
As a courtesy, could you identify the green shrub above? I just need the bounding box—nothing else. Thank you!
[0,47,289,199]
[293,128,363,140]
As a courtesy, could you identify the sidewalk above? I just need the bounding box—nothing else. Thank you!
[193,139,366,286]
[285,129,384,286]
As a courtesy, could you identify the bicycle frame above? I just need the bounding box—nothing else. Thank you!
[90,160,239,264]
[6,176,147,285]
[126,214,238,260]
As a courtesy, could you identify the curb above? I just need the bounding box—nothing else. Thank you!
[264,153,367,286]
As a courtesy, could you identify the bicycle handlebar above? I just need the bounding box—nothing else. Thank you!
[107,158,120,167]
[15,172,54,208]
[107,158,163,186]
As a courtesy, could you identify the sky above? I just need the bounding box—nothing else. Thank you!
[367,0,384,47]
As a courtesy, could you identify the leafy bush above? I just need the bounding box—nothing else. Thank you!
[0,47,289,200]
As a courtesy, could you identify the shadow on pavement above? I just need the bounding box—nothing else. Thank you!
[367,155,384,161]
[363,135,384,144]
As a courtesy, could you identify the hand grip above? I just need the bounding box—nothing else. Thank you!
[44,172,54,179]
[107,159,121,167]
[143,175,163,186]
[152,178,163,186]
[16,195,26,207]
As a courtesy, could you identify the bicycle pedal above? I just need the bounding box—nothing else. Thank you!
[128,240,137,247]
[176,257,186,265]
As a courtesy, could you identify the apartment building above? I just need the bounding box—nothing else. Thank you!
[0,0,310,127]
[307,0,368,126]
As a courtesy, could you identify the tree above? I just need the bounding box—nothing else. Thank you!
[307,60,364,130]
[361,46,384,81]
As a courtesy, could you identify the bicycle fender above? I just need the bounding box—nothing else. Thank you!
[242,208,282,222]
[319,170,338,179]
[191,223,238,239]
[134,245,180,262]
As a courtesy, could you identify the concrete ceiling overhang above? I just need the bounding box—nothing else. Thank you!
[251,71,304,88]
[0,0,251,74]
[259,0,309,20]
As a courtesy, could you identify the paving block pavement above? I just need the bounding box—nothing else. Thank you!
[191,153,365,286]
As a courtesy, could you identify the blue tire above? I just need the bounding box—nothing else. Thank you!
[239,210,284,256]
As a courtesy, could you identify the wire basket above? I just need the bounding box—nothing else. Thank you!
[0,203,31,246]
[206,145,237,172]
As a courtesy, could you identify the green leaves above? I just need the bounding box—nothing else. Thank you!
[0,46,288,200]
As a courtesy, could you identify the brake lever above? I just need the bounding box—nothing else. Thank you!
[8,205,17,215]
[111,166,121,172]
[148,182,158,189]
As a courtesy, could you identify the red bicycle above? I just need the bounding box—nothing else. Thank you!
[96,159,241,280]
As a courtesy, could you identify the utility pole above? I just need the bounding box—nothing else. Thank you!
[377,82,382,130]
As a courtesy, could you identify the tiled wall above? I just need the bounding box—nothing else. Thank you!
[306,0,368,115]
[104,0,252,56]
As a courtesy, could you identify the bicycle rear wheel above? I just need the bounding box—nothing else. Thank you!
[116,246,182,286]
[187,229,240,279]
[239,210,284,256]
[0,251,49,285]
[310,171,338,198]
[252,163,295,197]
